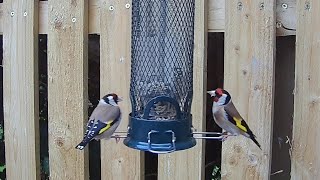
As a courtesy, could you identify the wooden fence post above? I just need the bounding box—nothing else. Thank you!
[292,0,320,179]
[158,1,208,179]
[3,0,40,179]
[47,1,89,179]
[222,1,276,179]
[100,0,144,179]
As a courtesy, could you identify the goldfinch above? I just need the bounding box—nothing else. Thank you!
[207,88,261,149]
[75,93,122,150]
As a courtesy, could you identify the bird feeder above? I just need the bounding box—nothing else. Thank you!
[122,0,223,153]
[123,0,196,153]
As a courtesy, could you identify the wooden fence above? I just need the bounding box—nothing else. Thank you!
[2,0,319,179]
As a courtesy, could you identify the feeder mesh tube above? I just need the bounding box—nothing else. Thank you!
[130,0,195,120]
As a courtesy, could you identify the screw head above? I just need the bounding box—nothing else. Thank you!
[237,2,243,10]
[281,3,288,9]
[72,17,77,22]
[23,12,27,16]
[10,11,15,17]
[125,3,131,9]
[305,2,311,10]
[109,5,114,11]
[259,2,265,10]
[276,22,282,29]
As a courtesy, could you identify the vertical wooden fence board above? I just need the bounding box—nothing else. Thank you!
[48,1,89,179]
[3,0,40,179]
[100,0,143,179]
[38,1,100,35]
[158,1,208,180]
[222,1,276,179]
[292,1,320,179]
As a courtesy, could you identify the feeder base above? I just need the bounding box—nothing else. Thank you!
[123,114,196,154]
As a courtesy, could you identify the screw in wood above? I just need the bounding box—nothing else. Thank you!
[281,3,288,9]
[276,22,282,29]
[259,2,265,10]
[305,2,311,11]
[109,5,114,11]
[237,2,243,10]
[72,17,77,23]
[23,12,28,16]
[10,11,15,17]
[125,3,131,9]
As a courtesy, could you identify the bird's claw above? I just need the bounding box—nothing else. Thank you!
[220,132,231,142]
[114,135,121,144]
[221,135,229,142]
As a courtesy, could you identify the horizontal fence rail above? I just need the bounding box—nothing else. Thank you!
[0,0,296,35]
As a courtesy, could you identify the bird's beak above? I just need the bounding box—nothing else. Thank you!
[207,90,215,97]
[118,97,123,102]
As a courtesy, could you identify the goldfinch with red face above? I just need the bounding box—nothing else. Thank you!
[75,93,122,150]
[207,88,261,149]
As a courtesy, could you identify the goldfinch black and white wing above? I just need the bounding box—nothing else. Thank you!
[75,119,118,150]
[89,103,121,140]
[223,106,261,149]
[75,94,122,150]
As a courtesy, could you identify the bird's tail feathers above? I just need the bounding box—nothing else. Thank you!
[75,135,93,150]
[75,141,88,150]
[249,134,261,150]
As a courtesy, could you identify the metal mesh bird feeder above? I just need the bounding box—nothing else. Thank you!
[123,0,196,153]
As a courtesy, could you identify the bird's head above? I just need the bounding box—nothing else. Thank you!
[207,88,231,106]
[101,93,123,106]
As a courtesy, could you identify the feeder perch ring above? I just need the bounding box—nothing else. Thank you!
[147,130,176,154]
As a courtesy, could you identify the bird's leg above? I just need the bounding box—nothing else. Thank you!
[221,132,230,142]
[114,135,121,144]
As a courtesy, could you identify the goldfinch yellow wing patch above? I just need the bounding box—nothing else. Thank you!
[98,120,113,134]
[225,112,248,132]
[233,117,248,132]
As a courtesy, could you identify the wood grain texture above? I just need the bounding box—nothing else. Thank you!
[208,0,225,32]
[3,0,40,179]
[39,1,99,34]
[276,0,296,36]
[292,0,320,179]
[209,0,296,36]
[0,1,295,35]
[0,5,3,35]
[222,1,276,179]
[158,1,207,179]
[47,0,89,179]
[100,0,143,179]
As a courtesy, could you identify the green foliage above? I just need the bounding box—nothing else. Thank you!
[0,165,5,173]
[41,156,50,175]
[211,165,221,180]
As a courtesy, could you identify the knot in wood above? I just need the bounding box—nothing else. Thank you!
[234,145,242,153]
[54,18,63,29]
[242,70,247,75]
[248,154,258,165]
[254,85,261,91]
[55,137,65,147]
[228,155,238,166]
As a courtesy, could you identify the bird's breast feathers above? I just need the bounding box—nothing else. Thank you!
[213,110,238,134]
